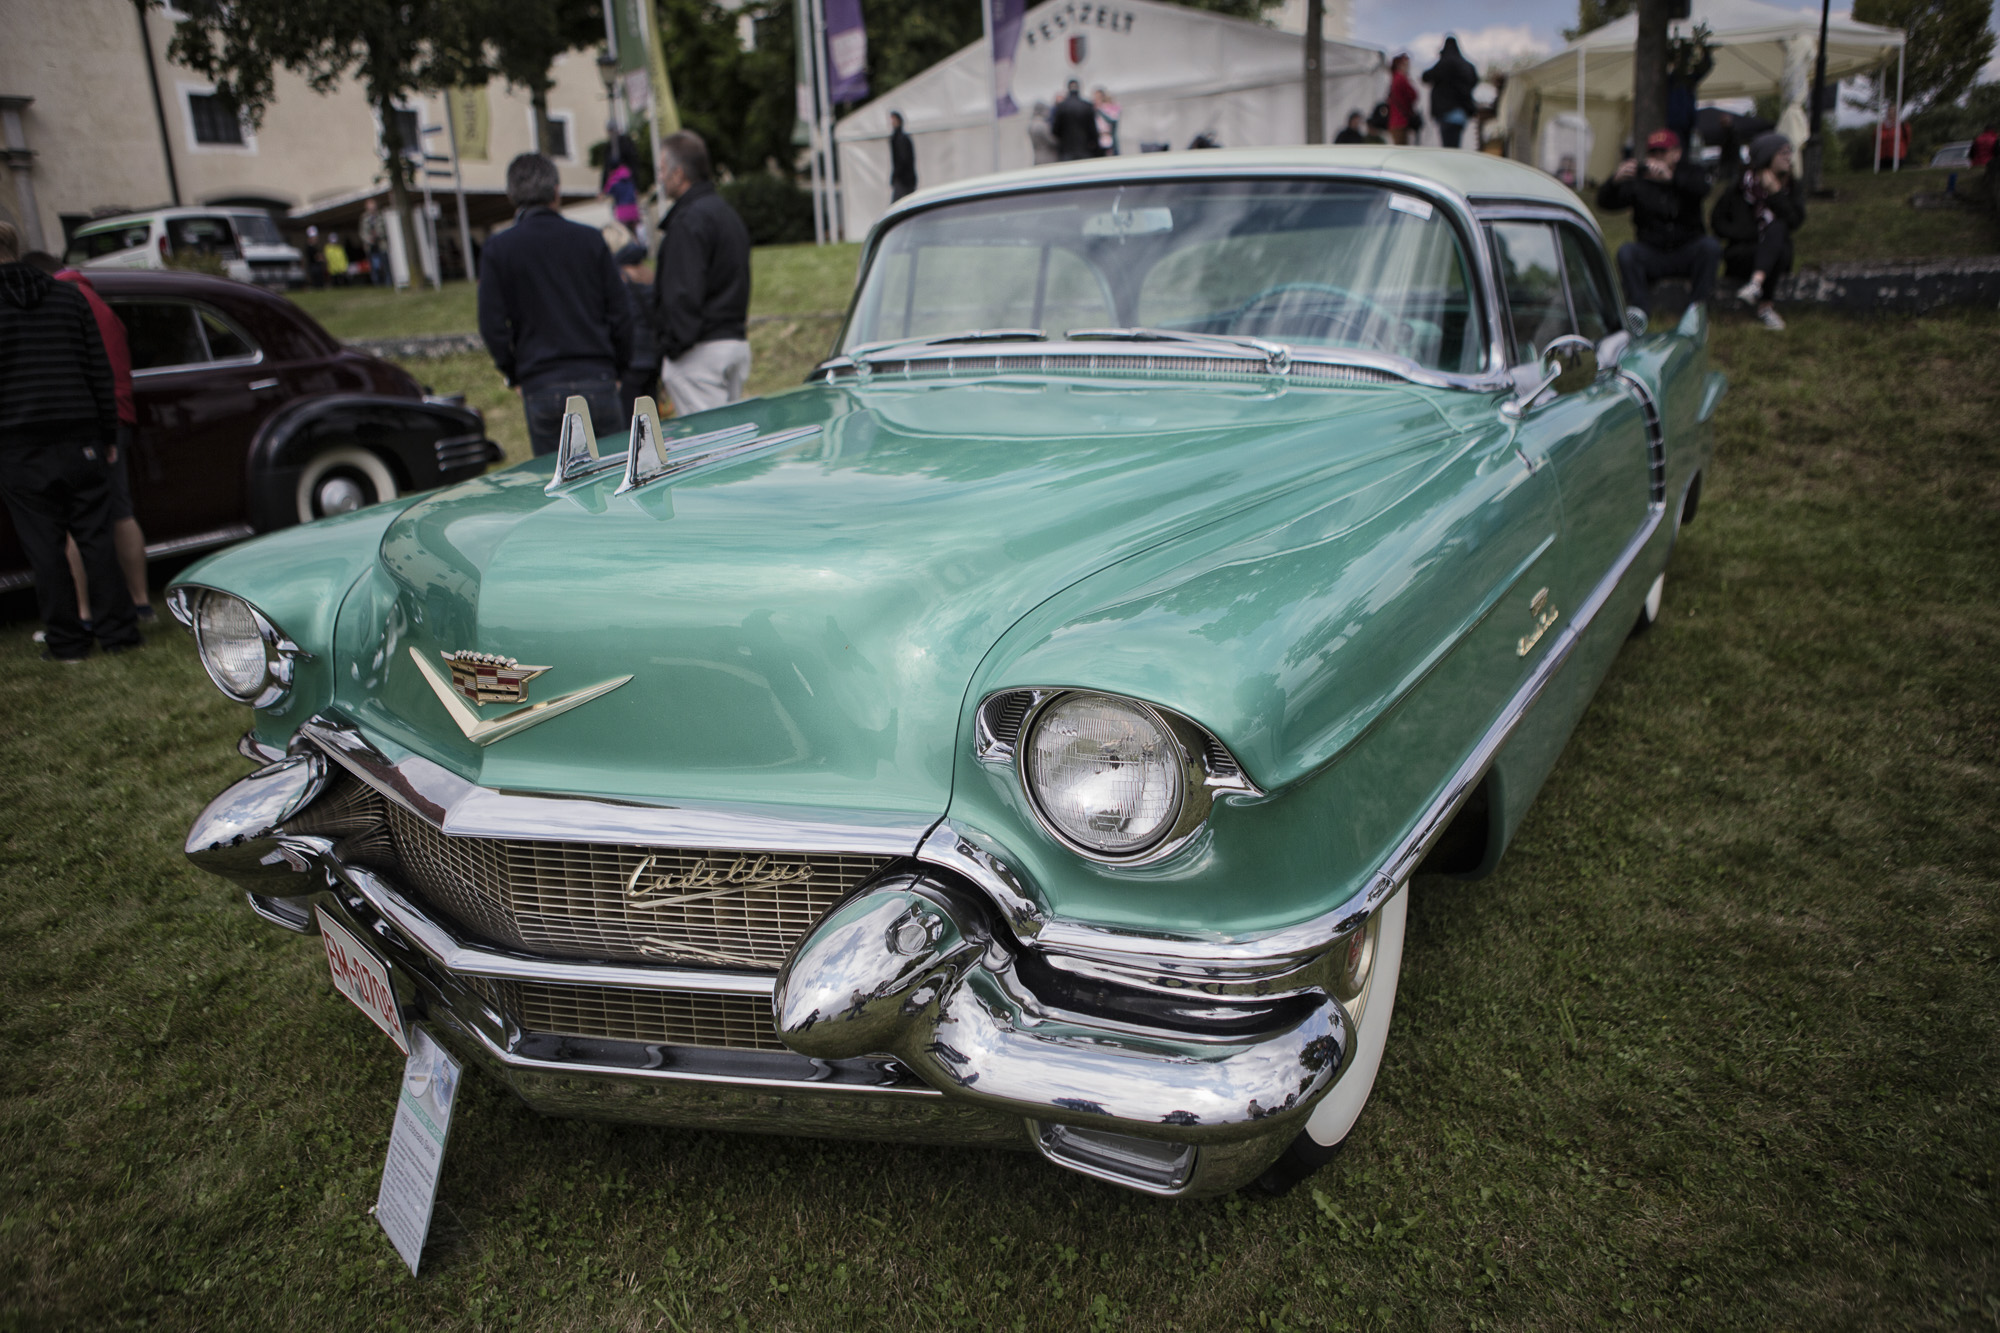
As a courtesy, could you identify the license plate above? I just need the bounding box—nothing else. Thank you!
[317,908,410,1054]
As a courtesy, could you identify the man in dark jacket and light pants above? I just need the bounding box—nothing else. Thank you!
[1595,129,1720,314]
[652,131,752,417]
[0,221,141,661]
[478,153,634,454]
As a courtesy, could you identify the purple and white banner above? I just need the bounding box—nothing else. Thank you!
[824,0,870,105]
[990,0,1024,117]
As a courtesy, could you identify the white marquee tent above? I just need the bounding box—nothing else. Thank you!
[1499,0,1903,184]
[832,0,1385,239]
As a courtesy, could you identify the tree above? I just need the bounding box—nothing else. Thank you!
[1850,0,1995,116]
[657,0,802,178]
[1631,0,1671,154]
[478,0,606,159]
[1565,0,1634,40]
[166,0,478,285]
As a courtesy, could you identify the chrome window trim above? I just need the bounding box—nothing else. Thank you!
[113,297,265,377]
[292,715,937,857]
[813,341,1499,394]
[837,166,1527,389]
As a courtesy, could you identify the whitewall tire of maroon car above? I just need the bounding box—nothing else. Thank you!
[296,447,398,523]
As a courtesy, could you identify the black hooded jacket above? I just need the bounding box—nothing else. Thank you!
[0,262,116,447]
[1596,160,1712,251]
[1422,40,1479,120]
[651,182,751,361]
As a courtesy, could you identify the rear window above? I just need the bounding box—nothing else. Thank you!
[69,224,152,262]
[166,216,238,256]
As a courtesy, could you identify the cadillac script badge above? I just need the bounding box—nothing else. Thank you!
[441,651,551,706]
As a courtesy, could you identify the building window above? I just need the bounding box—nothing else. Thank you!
[527,109,575,161]
[385,107,423,158]
[188,92,245,145]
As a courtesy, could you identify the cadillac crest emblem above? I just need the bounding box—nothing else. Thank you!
[441,651,551,706]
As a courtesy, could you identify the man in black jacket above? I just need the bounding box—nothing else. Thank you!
[1422,37,1480,149]
[0,221,141,661]
[477,153,634,454]
[888,111,917,202]
[1595,129,1721,313]
[652,130,752,417]
[1051,82,1101,162]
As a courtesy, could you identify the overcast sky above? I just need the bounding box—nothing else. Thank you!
[1347,0,2000,111]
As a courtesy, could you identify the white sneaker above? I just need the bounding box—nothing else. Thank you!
[1757,307,1786,331]
[1735,280,1762,305]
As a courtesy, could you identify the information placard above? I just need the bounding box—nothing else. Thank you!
[375,1026,462,1275]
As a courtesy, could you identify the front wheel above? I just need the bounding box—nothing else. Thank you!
[1253,886,1409,1196]
[294,446,398,524]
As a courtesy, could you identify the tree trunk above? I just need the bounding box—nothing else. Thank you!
[532,85,554,157]
[377,94,424,289]
[1304,0,1324,144]
[1632,0,1671,150]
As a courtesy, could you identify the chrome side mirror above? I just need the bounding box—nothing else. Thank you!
[1501,335,1598,419]
[1623,306,1649,338]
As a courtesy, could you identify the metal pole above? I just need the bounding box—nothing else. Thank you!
[1891,43,1904,172]
[1806,0,1831,190]
[1304,0,1324,144]
[809,0,839,242]
[1874,60,1883,171]
[1577,44,1587,188]
[442,92,476,281]
[982,0,1001,169]
[134,0,181,206]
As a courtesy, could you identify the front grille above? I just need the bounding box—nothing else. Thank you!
[434,433,493,471]
[290,772,891,969]
[485,979,787,1052]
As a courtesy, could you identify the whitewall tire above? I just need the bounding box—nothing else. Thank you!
[295,447,398,524]
[1632,571,1666,635]
[1254,885,1408,1194]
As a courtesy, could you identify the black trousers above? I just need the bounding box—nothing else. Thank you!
[0,436,140,658]
[1722,220,1794,302]
[1617,236,1722,310]
[522,373,623,457]
[617,367,660,423]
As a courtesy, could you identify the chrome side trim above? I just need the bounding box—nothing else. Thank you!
[293,716,936,856]
[1613,369,1669,508]
[0,522,256,592]
[927,505,1668,972]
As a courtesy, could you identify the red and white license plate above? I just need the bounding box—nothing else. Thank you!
[317,908,410,1054]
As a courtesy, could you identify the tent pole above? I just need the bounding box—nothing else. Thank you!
[1577,45,1586,188]
[1891,43,1903,172]
[1873,61,1882,172]
[982,0,999,171]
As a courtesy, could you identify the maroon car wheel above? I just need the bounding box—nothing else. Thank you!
[295,447,399,523]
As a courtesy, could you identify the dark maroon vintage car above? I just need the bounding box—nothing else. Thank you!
[0,270,499,592]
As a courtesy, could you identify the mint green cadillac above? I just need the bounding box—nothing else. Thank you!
[171,148,1723,1198]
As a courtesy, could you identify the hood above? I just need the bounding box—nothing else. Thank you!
[0,262,52,310]
[339,377,1456,819]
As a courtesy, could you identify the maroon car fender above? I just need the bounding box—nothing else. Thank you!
[244,394,500,532]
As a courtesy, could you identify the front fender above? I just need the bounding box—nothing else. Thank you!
[170,501,415,739]
[244,394,497,532]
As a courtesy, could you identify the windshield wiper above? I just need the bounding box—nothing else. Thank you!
[1066,327,1290,374]
[846,329,1048,365]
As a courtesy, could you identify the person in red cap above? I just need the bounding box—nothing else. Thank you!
[1595,128,1719,316]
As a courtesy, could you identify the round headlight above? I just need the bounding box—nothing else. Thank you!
[190,591,288,705]
[1024,693,1184,857]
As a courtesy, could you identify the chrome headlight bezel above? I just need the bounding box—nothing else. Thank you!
[982,688,1261,866]
[166,586,307,708]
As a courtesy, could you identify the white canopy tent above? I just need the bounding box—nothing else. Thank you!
[832,0,1385,239]
[1499,0,1904,184]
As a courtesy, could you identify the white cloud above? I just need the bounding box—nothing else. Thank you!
[1399,24,1556,75]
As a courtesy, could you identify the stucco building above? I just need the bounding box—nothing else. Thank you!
[1,0,614,277]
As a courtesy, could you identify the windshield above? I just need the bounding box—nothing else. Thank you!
[231,213,286,246]
[843,179,1486,374]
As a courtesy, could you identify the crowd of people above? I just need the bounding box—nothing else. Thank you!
[476,131,753,457]
[1597,126,1805,330]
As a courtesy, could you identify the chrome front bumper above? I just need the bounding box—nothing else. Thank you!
[186,731,1356,1196]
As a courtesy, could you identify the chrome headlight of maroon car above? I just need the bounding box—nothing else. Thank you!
[166,586,305,708]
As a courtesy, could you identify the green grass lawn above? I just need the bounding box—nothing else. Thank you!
[1590,161,1999,266]
[292,242,861,343]
[1,307,1994,1329]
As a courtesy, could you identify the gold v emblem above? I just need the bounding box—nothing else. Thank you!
[409,648,632,747]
